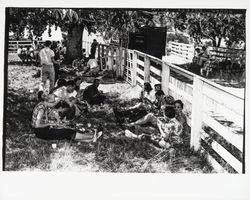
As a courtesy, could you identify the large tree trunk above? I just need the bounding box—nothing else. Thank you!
[66,24,84,64]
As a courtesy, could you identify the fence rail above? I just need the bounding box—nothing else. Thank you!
[8,40,45,53]
[92,41,244,173]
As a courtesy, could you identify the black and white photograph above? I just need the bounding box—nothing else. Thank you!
[0,1,249,200]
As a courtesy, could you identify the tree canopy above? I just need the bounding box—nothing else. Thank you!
[8,8,157,40]
[167,10,246,48]
[7,8,246,61]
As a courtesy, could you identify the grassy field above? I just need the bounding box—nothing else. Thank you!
[4,55,213,173]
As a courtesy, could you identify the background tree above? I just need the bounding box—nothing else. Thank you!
[8,8,158,63]
[167,10,246,48]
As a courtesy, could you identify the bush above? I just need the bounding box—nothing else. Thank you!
[167,33,190,44]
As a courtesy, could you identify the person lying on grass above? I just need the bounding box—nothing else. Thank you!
[113,82,156,124]
[32,94,102,142]
[123,106,183,149]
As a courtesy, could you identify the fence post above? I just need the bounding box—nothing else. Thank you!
[144,56,150,82]
[16,41,19,53]
[115,47,123,77]
[115,47,119,77]
[100,45,104,70]
[86,42,89,57]
[161,61,170,95]
[111,47,115,71]
[105,46,109,70]
[107,47,114,71]
[190,76,203,151]
[107,47,111,70]
[132,50,138,86]
[120,48,125,78]
[98,45,101,61]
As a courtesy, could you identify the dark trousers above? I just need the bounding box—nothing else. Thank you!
[89,94,106,105]
[54,63,60,82]
[34,127,75,140]
[60,106,76,120]
[114,107,148,123]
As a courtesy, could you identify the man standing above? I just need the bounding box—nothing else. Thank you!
[90,39,98,59]
[39,40,59,90]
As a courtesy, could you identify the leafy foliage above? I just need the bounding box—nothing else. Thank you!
[166,32,190,44]
[167,10,246,47]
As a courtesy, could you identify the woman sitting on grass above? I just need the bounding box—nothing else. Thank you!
[32,94,102,142]
[114,82,156,124]
[53,80,79,121]
[153,90,175,116]
[124,106,183,149]
[173,100,189,143]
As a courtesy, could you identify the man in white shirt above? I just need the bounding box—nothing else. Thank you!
[39,40,59,90]
[53,80,78,120]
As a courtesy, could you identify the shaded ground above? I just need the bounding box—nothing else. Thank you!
[5,54,213,173]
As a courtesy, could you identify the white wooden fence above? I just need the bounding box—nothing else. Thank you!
[169,41,195,62]
[8,40,45,53]
[163,41,195,65]
[93,42,244,173]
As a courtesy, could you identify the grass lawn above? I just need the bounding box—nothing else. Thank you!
[4,55,213,173]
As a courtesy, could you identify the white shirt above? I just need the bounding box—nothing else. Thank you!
[87,59,98,69]
[17,48,22,54]
[53,86,77,101]
[144,90,155,103]
[39,47,55,65]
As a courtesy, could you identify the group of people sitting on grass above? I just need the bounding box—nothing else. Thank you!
[17,40,66,66]
[72,39,100,76]
[32,78,106,142]
[17,42,40,64]
[113,82,188,149]
[32,76,188,151]
[32,39,188,151]
[32,39,105,142]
